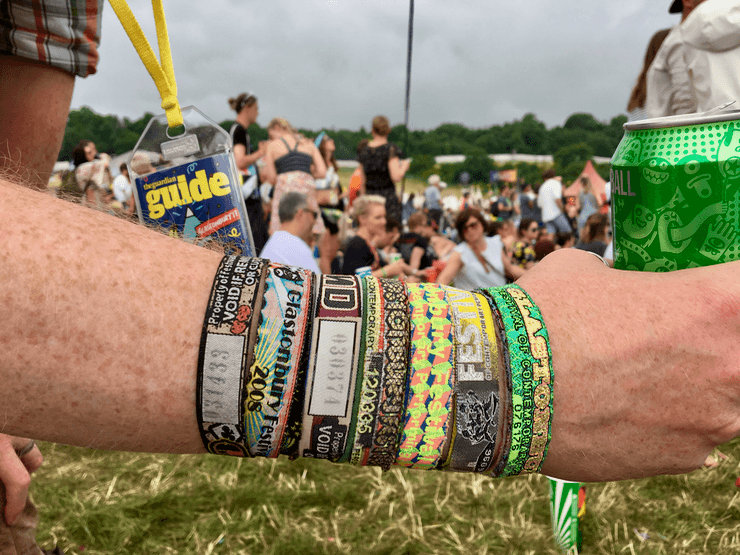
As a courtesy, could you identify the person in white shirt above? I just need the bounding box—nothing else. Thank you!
[113,163,135,215]
[646,0,706,118]
[260,191,321,274]
[680,0,740,113]
[537,170,571,235]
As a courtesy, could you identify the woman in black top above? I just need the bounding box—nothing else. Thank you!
[341,195,414,278]
[228,92,269,255]
[356,115,410,224]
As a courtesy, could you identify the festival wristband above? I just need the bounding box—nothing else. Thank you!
[245,264,313,458]
[485,297,514,478]
[350,276,383,466]
[197,256,268,456]
[505,285,554,473]
[366,278,410,470]
[482,285,553,475]
[280,272,316,459]
[395,283,454,470]
[300,275,363,461]
[441,288,501,473]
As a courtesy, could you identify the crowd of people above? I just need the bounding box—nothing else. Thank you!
[198,98,617,292]
[3,1,740,553]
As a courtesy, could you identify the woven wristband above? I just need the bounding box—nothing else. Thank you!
[350,276,383,466]
[395,283,454,470]
[482,284,554,476]
[197,256,268,456]
[486,298,514,477]
[441,287,502,473]
[366,278,410,470]
[280,272,316,459]
[244,263,313,458]
[300,275,364,462]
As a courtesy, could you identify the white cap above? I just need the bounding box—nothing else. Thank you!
[439,181,447,189]
[428,174,441,186]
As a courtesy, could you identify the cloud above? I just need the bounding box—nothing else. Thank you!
[72,0,679,131]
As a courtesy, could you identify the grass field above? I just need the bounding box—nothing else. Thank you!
[30,438,740,555]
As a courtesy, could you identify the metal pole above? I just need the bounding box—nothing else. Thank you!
[400,0,414,200]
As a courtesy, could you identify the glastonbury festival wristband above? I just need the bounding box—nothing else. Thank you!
[366,278,410,470]
[300,275,364,461]
[280,273,316,459]
[395,283,455,470]
[482,284,554,476]
[350,276,383,465]
[442,288,501,473]
[244,264,313,458]
[197,256,268,456]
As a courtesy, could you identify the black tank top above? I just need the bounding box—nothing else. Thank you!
[274,138,313,174]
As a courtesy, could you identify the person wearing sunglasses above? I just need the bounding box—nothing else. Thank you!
[259,191,321,274]
[436,208,525,290]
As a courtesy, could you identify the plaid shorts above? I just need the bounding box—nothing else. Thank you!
[0,0,104,77]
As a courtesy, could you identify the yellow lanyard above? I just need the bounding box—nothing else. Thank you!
[108,0,183,128]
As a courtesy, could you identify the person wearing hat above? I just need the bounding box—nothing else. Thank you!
[645,0,706,118]
[424,174,445,231]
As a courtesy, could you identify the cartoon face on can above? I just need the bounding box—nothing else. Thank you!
[611,110,740,272]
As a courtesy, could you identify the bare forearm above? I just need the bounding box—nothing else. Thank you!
[0,180,220,453]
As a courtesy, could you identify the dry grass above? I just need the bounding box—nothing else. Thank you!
[30,439,740,554]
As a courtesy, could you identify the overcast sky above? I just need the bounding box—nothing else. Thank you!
[69,0,680,132]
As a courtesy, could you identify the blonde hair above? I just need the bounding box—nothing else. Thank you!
[352,194,386,223]
[268,117,295,133]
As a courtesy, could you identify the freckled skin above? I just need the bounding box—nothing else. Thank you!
[1,180,219,453]
[2,181,740,482]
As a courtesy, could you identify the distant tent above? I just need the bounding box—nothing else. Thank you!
[563,160,608,206]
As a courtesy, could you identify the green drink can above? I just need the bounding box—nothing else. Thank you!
[548,477,584,553]
[610,108,740,271]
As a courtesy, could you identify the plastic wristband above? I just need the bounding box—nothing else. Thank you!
[482,284,554,476]
[395,283,455,470]
[244,264,314,458]
[197,256,268,456]
[300,275,364,461]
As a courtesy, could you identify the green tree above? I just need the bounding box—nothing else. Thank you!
[563,113,605,133]
[408,154,437,179]
[553,142,594,182]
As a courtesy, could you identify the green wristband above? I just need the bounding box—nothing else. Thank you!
[481,284,554,476]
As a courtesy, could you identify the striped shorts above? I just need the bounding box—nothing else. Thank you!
[0,0,104,78]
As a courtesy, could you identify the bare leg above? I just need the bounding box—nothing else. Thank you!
[0,57,75,189]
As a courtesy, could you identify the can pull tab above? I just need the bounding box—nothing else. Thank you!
[704,100,737,115]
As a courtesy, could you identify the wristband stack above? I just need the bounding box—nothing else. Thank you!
[197,256,554,477]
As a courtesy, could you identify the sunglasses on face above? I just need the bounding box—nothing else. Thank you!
[463,220,482,231]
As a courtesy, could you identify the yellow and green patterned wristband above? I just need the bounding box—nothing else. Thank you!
[395,283,455,469]
[481,284,554,476]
